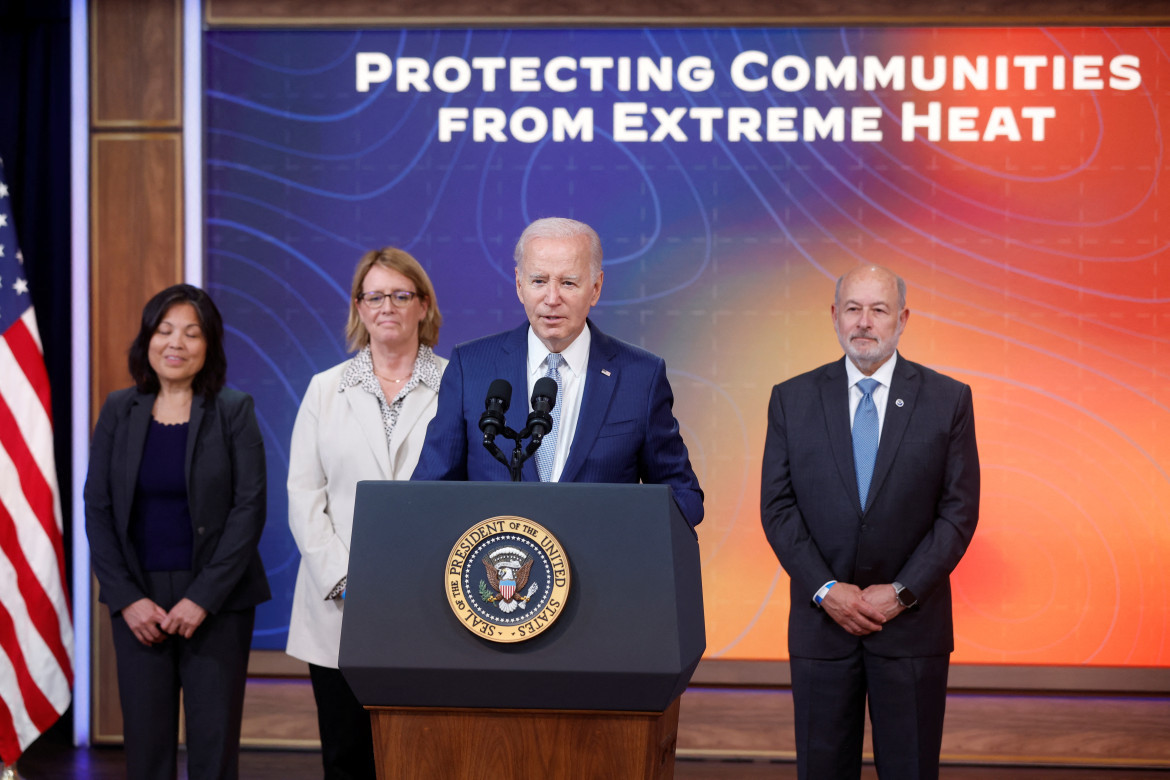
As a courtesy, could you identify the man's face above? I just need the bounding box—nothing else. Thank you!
[515,234,603,353]
[832,267,909,375]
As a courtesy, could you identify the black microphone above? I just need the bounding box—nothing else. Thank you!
[478,379,512,442]
[527,376,558,440]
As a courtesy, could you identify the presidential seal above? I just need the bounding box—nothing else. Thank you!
[445,516,570,643]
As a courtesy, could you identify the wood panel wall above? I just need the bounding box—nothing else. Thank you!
[89,0,183,744]
[204,0,1170,25]
[88,0,1170,760]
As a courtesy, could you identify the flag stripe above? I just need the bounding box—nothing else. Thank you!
[0,442,73,679]
[0,599,60,737]
[0,689,21,762]
[3,317,52,422]
[0,158,72,762]
[0,391,66,598]
[0,537,71,721]
[0,498,73,686]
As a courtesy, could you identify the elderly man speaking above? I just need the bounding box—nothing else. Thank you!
[412,216,703,528]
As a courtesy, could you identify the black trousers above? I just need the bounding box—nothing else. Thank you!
[790,645,950,780]
[308,663,376,780]
[109,570,254,780]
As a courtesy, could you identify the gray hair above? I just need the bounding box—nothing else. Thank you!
[835,265,907,310]
[513,217,603,282]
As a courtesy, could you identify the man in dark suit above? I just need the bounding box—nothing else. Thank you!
[761,264,979,780]
[412,217,703,527]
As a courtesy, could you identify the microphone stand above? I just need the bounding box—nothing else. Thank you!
[482,424,549,483]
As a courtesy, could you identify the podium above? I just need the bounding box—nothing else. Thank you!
[339,481,705,780]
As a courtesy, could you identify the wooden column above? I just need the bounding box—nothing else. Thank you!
[89,0,183,744]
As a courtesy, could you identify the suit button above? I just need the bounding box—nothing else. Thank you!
[860,524,869,532]
[197,527,205,535]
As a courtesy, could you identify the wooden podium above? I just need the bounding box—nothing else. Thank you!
[368,700,680,779]
[340,482,705,780]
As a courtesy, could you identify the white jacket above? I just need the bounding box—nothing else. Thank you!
[285,356,445,667]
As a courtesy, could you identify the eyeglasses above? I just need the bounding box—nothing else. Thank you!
[357,290,420,309]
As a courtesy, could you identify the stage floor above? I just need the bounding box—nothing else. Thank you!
[9,737,1170,780]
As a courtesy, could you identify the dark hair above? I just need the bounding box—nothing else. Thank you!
[128,284,227,398]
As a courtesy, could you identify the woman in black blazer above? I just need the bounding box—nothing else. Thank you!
[85,284,270,780]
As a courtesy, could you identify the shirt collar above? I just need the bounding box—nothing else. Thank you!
[339,344,442,393]
[845,350,898,390]
[526,323,591,377]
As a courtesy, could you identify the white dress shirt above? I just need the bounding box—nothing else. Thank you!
[526,326,590,482]
[814,351,899,606]
[845,351,898,438]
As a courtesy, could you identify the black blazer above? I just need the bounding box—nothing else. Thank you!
[761,354,980,658]
[85,386,271,615]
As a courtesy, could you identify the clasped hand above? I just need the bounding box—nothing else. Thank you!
[123,597,208,645]
[820,582,906,636]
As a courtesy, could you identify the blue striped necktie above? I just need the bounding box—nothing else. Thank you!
[852,378,880,510]
[536,353,564,482]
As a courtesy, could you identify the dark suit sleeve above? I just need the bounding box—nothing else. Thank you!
[760,384,834,602]
[84,393,147,614]
[411,343,470,481]
[640,357,704,527]
[184,394,268,614]
[893,382,979,602]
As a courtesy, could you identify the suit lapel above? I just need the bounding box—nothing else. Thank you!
[866,354,919,512]
[123,393,154,527]
[560,321,617,484]
[819,358,862,514]
[387,383,433,475]
[345,386,393,478]
[499,325,541,482]
[185,393,206,491]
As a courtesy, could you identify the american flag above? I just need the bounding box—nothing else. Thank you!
[0,157,73,762]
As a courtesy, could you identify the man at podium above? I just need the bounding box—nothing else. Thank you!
[411,216,703,528]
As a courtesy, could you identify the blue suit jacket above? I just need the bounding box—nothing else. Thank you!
[412,320,704,526]
[761,354,979,658]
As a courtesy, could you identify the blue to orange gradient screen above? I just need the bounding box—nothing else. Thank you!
[205,27,1170,666]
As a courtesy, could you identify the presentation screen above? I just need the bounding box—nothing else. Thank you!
[204,26,1169,667]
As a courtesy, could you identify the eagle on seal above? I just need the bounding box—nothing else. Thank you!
[483,556,535,613]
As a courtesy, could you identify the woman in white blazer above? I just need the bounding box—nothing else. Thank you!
[286,247,447,780]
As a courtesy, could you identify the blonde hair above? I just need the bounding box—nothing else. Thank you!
[345,247,442,352]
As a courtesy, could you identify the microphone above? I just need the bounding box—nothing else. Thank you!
[527,376,558,440]
[479,379,512,442]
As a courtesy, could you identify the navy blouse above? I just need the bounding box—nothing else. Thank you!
[129,419,194,571]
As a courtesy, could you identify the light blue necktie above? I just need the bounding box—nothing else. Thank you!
[852,378,880,510]
[536,353,564,482]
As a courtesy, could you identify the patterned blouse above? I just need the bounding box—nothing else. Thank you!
[338,343,443,448]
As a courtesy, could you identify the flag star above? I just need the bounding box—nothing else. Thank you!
[14,277,28,295]
[0,244,5,258]
[0,214,6,227]
[0,182,8,198]
[16,249,23,264]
